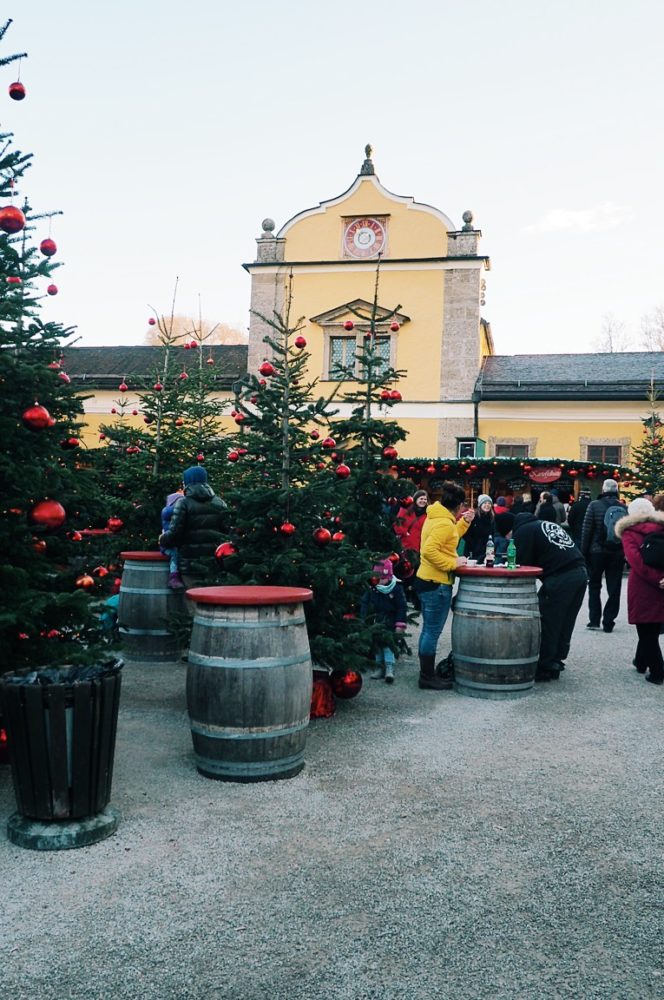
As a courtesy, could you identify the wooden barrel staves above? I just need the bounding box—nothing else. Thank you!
[452,567,541,699]
[118,552,184,662]
[186,586,314,782]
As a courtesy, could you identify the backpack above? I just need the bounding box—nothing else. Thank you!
[602,504,628,549]
[641,533,664,569]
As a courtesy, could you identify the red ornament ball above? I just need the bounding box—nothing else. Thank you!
[313,527,332,545]
[390,321,400,332]
[40,238,57,257]
[234,413,246,424]
[0,205,26,234]
[58,371,71,384]
[148,317,156,326]
[22,403,53,431]
[215,541,238,559]
[9,81,26,101]
[75,574,95,590]
[33,539,47,554]
[189,340,198,349]
[383,446,398,459]
[196,452,204,461]
[31,499,66,530]
[322,437,336,449]
[153,381,164,391]
[388,552,401,563]
[93,566,109,577]
[380,389,390,400]
[293,336,307,350]
[68,530,83,542]
[46,284,58,296]
[98,433,106,441]
[343,320,354,331]
[228,451,239,462]
[175,418,184,427]
[6,275,21,285]
[310,430,320,440]
[47,360,61,370]
[280,521,296,535]
[106,516,123,532]
[335,464,351,479]
[330,668,363,699]
[206,357,214,366]
[389,390,402,401]
[332,531,345,542]
[119,381,128,392]
[179,371,188,380]
[259,361,275,377]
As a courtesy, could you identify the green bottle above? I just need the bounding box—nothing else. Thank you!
[506,538,517,569]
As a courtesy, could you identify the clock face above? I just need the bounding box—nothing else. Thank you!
[343,217,386,258]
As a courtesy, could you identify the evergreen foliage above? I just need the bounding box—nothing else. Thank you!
[625,388,664,498]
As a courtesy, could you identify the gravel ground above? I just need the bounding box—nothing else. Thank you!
[1,589,663,1000]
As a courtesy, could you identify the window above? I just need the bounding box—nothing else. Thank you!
[495,443,529,458]
[363,336,390,373]
[329,336,356,380]
[587,445,621,465]
[457,440,476,459]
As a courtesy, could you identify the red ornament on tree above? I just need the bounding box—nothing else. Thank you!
[280,522,296,535]
[106,516,123,532]
[153,381,164,391]
[9,81,26,101]
[426,464,436,474]
[196,452,204,461]
[75,574,95,589]
[175,418,184,427]
[6,275,21,285]
[40,238,57,257]
[0,205,25,233]
[322,437,336,449]
[335,464,351,479]
[189,340,198,349]
[330,669,363,699]
[383,446,398,459]
[46,284,58,296]
[390,321,400,332]
[294,336,307,348]
[310,430,320,440]
[380,389,390,400]
[22,403,53,431]
[30,499,66,530]
[58,371,71,384]
[402,496,413,506]
[47,360,61,370]
[343,320,354,331]
[206,357,214,366]
[33,539,47,554]
[389,390,402,401]
[119,381,128,392]
[93,566,109,577]
[234,413,246,424]
[148,317,156,325]
[67,530,83,542]
[313,527,332,545]
[259,361,275,377]
[179,371,188,380]
[215,541,237,559]
[228,451,239,462]
[332,531,345,542]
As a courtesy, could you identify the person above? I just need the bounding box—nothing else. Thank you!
[414,481,474,690]
[393,490,428,601]
[550,490,567,525]
[581,479,627,633]
[494,510,515,562]
[512,512,587,681]
[567,490,591,548]
[160,490,185,589]
[512,492,534,515]
[360,558,408,684]
[494,495,510,515]
[535,491,558,523]
[158,466,228,584]
[615,498,664,685]
[464,493,495,563]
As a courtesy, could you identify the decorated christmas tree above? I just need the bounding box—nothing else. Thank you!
[625,387,664,497]
[0,19,114,668]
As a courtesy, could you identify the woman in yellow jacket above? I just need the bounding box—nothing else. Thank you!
[414,481,474,689]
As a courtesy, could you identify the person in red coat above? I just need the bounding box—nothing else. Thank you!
[615,497,664,685]
[393,490,428,602]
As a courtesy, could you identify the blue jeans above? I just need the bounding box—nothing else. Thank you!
[375,647,395,667]
[162,547,180,574]
[418,584,453,657]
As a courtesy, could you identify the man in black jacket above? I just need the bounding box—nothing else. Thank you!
[512,513,588,681]
[159,466,227,581]
[580,479,626,633]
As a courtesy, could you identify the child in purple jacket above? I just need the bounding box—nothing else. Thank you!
[160,490,185,589]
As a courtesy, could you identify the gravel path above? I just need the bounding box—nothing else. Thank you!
[1,593,663,999]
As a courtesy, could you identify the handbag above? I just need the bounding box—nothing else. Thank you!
[640,532,664,569]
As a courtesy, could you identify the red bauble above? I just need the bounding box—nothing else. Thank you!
[383,446,398,459]
[322,437,336,449]
[183,342,191,350]
[111,407,117,414]
[46,629,61,639]
[343,320,354,331]
[131,409,138,416]
[75,574,95,589]
[259,378,266,386]
[228,451,239,462]
[196,452,204,461]
[47,360,61,370]
[280,522,296,535]
[215,541,237,559]
[389,390,402,401]
[310,430,320,440]
[335,464,351,479]
[30,499,66,529]
[6,275,21,285]
[60,437,80,449]
[426,464,436,474]
[179,371,188,381]
[313,527,332,545]
[153,381,164,391]
[58,371,71,384]
[148,317,156,325]
[119,381,128,392]
[234,413,246,424]
[22,403,53,431]
[189,340,198,349]
[259,361,275,377]
[67,530,83,542]
[93,566,109,577]
[0,205,26,234]
[402,496,413,506]
[206,357,214,366]
[40,238,57,257]
[33,539,47,554]
[380,389,390,400]
[390,321,400,332]
[46,284,58,296]
[294,336,307,348]
[126,445,140,454]
[175,418,184,427]
[98,433,106,440]
[106,517,123,532]
[9,81,26,101]
[237,448,248,455]
[332,531,345,542]
[388,552,401,563]
[330,669,363,699]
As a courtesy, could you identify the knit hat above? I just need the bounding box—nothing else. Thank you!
[183,465,208,485]
[413,490,428,504]
[477,494,493,508]
[372,559,394,580]
[628,498,654,516]
[602,479,618,493]
[496,496,507,506]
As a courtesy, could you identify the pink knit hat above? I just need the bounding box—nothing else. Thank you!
[372,559,394,579]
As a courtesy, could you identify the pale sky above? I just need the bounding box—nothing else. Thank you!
[8,1,664,355]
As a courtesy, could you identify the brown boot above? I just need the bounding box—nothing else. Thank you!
[418,654,453,690]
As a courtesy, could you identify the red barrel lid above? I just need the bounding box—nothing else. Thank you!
[186,585,313,605]
[120,551,169,561]
[456,565,542,577]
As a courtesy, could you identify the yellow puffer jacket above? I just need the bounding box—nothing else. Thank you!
[416,502,470,585]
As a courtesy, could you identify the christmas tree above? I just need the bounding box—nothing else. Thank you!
[0,19,114,669]
[625,387,664,497]
[218,277,410,670]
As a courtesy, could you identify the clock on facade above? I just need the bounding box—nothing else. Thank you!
[343,217,386,258]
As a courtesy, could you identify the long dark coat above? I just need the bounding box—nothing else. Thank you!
[616,511,664,624]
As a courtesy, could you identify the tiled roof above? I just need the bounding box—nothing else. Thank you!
[477,353,664,400]
[62,345,248,390]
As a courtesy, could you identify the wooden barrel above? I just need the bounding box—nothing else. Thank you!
[186,586,313,782]
[452,567,541,699]
[118,552,184,662]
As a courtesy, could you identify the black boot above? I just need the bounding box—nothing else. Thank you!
[419,654,453,690]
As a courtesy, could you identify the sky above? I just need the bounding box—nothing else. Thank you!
[6,1,664,355]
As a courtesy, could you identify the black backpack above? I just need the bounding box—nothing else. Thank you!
[640,533,664,569]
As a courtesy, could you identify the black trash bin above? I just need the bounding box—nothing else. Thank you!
[0,660,123,849]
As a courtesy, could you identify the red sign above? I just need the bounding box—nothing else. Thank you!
[528,466,562,484]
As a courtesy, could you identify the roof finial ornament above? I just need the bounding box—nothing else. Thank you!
[360,143,375,175]
[462,210,474,231]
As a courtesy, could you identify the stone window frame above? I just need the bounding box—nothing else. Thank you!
[321,324,397,381]
[579,437,631,466]
[487,436,537,458]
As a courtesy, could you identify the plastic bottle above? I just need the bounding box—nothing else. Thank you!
[485,536,495,567]
[506,538,517,569]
